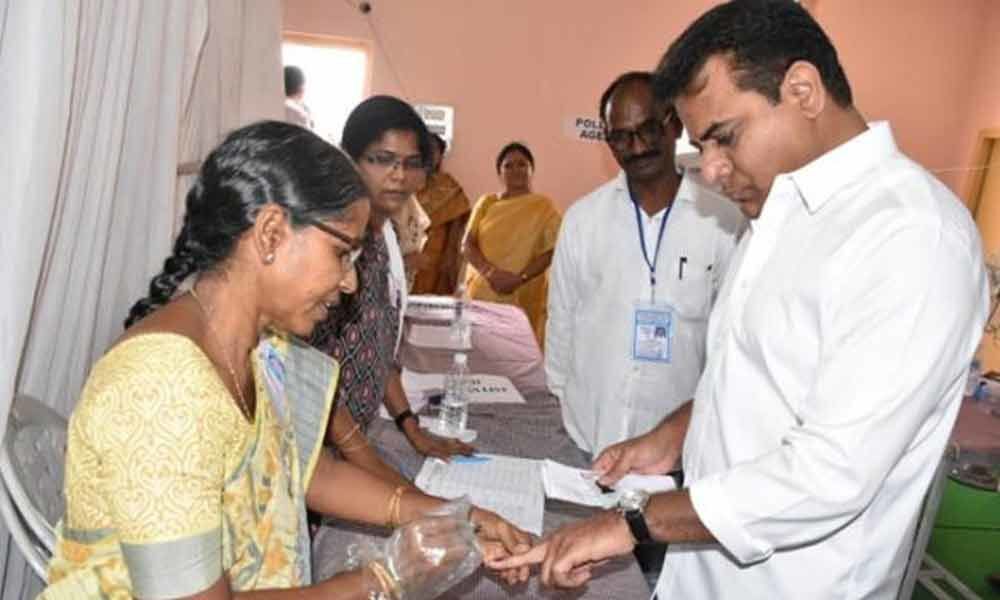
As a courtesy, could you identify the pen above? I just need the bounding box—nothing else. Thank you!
[679,256,687,280]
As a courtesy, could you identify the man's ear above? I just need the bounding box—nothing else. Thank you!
[782,60,826,120]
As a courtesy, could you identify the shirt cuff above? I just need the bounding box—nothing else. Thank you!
[689,473,773,564]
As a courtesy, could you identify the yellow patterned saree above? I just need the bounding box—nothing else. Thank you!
[41,332,337,599]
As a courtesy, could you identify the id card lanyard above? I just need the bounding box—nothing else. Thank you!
[630,184,673,303]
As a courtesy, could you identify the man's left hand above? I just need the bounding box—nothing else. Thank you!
[492,510,635,588]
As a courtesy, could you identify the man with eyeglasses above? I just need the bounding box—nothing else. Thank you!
[547,71,744,465]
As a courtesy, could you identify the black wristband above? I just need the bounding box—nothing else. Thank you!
[394,408,415,432]
[625,508,653,544]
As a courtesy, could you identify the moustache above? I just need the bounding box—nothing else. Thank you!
[626,151,662,166]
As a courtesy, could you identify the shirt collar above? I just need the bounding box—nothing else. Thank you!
[788,121,898,214]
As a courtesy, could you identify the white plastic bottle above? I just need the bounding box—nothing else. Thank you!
[450,286,470,346]
[440,352,469,435]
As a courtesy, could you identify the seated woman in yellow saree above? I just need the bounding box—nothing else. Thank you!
[40,122,531,600]
[463,142,561,348]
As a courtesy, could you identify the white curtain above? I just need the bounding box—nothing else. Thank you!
[0,1,282,597]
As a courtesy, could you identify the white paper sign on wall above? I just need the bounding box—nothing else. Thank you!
[563,116,606,143]
[415,103,455,150]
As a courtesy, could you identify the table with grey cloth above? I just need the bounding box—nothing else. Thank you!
[311,301,652,599]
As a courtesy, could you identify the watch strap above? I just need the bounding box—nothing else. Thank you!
[624,508,652,544]
[393,408,415,432]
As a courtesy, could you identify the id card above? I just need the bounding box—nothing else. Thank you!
[632,301,673,363]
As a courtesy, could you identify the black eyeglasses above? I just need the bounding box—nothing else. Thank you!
[606,117,666,151]
[361,151,425,174]
[300,216,363,268]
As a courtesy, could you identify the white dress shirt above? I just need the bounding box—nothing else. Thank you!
[546,170,744,455]
[657,123,989,599]
[383,220,408,356]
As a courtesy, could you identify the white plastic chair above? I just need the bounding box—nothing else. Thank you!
[0,394,68,580]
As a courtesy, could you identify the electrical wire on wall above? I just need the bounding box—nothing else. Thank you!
[341,0,411,100]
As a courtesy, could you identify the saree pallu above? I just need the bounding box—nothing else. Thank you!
[464,192,561,348]
[413,171,471,295]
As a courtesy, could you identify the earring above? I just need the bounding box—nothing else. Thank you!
[264,253,275,264]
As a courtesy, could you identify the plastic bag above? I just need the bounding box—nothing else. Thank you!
[344,499,483,599]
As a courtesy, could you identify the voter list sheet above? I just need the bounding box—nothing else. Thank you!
[414,454,544,536]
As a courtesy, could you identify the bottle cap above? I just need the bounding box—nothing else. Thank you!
[454,352,468,366]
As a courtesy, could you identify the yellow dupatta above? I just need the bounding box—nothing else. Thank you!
[464,192,561,347]
[413,171,471,295]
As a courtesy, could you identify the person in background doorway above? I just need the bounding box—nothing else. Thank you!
[463,142,561,348]
[284,65,314,130]
[412,134,473,295]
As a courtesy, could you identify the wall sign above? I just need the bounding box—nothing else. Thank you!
[564,116,605,143]
[415,103,455,150]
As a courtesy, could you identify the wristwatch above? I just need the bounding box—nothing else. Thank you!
[617,489,652,544]
[393,408,415,432]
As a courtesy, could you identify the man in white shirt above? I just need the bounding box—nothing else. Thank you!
[284,65,314,130]
[547,72,743,457]
[500,2,989,597]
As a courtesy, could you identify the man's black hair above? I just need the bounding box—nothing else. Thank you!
[654,0,852,108]
[284,65,305,97]
[598,71,653,127]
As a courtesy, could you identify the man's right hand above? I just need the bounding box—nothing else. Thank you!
[592,401,692,486]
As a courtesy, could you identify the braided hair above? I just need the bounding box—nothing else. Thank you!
[124,120,369,328]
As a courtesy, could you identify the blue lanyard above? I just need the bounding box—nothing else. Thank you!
[630,185,673,302]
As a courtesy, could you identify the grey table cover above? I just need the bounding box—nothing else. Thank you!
[311,392,653,599]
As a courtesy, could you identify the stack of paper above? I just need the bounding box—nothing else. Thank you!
[415,454,545,535]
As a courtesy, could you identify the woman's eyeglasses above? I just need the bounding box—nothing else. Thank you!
[362,151,425,174]
[299,216,363,268]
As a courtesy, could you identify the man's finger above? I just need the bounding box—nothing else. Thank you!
[549,543,594,589]
[596,449,633,485]
[540,535,563,587]
[591,446,619,473]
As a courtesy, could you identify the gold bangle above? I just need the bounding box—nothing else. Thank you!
[367,560,402,600]
[334,422,363,447]
[385,485,407,528]
[338,438,368,454]
[392,487,409,527]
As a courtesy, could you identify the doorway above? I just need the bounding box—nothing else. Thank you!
[968,128,1000,370]
[282,33,371,146]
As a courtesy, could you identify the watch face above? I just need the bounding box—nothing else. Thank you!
[619,489,650,512]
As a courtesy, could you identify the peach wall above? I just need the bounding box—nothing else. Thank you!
[956,3,1000,203]
[813,0,994,193]
[283,0,998,210]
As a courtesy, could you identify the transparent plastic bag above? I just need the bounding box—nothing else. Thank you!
[343,499,483,599]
